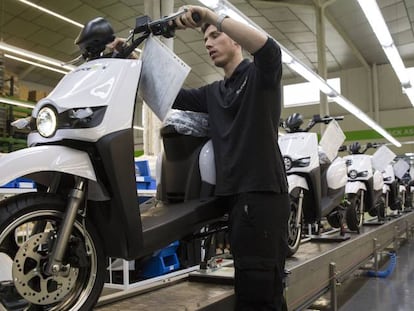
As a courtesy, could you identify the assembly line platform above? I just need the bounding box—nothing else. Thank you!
[95,211,414,311]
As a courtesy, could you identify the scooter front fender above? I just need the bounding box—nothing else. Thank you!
[0,146,97,186]
[287,174,308,193]
[345,181,367,194]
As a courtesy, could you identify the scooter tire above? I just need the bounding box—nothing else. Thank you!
[0,192,106,311]
[346,192,363,232]
[287,195,302,257]
[376,196,386,220]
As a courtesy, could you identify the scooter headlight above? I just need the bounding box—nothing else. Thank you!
[36,106,57,137]
[296,156,311,167]
[349,169,358,179]
[284,156,292,171]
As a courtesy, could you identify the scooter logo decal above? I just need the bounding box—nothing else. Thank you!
[74,63,108,73]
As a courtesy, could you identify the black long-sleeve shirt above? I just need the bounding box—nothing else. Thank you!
[173,38,288,196]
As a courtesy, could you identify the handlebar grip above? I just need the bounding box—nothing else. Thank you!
[192,12,201,23]
[170,12,201,30]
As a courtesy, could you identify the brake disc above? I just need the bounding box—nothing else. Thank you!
[12,232,79,305]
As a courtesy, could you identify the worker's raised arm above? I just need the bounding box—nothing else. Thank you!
[175,5,268,54]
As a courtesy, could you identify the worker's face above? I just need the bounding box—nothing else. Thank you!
[203,25,240,68]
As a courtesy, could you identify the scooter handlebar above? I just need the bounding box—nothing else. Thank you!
[137,10,201,38]
[302,114,343,131]
[113,11,200,58]
[316,115,344,124]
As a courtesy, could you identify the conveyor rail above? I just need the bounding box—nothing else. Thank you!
[96,212,414,310]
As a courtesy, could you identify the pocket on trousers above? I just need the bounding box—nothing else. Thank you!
[234,256,277,304]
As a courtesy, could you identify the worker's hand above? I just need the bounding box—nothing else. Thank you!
[106,37,138,59]
[174,5,209,29]
[106,37,126,53]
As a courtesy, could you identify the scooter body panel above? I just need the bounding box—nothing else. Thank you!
[345,181,367,194]
[279,132,319,173]
[287,174,309,193]
[326,157,347,190]
[28,59,142,145]
[0,145,96,186]
[383,164,396,184]
[199,140,216,185]
[373,170,384,191]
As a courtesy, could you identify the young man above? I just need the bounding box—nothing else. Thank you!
[174,5,290,311]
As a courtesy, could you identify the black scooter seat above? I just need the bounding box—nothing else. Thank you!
[141,197,223,253]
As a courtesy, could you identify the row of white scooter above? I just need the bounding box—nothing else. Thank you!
[278,113,412,257]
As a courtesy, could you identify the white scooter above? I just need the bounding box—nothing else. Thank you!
[405,172,414,210]
[342,142,386,231]
[0,12,231,311]
[390,158,411,213]
[279,113,348,256]
[382,163,402,215]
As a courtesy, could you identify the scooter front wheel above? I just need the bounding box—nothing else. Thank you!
[0,193,106,311]
[346,191,364,232]
[287,194,302,257]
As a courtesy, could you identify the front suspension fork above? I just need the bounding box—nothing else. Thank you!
[46,177,86,275]
[32,174,63,235]
[296,189,304,228]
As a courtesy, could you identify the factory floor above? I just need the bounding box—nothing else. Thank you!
[337,240,414,311]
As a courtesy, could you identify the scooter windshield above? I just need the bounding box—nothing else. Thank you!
[138,36,190,121]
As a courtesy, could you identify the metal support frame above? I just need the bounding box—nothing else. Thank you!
[96,212,414,310]
[286,211,414,310]
[329,262,337,311]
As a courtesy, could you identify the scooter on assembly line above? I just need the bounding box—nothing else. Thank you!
[342,142,386,231]
[391,158,413,213]
[399,167,414,211]
[279,113,348,256]
[382,163,402,216]
[361,144,399,219]
[405,170,414,210]
[0,12,228,311]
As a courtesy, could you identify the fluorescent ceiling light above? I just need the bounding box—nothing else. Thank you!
[382,45,411,87]
[357,0,393,46]
[357,0,413,106]
[134,126,144,131]
[0,97,35,109]
[0,42,76,72]
[403,86,414,103]
[198,0,220,7]
[286,60,338,96]
[4,54,69,75]
[16,0,83,28]
[198,0,400,147]
[6,3,142,72]
[334,95,401,147]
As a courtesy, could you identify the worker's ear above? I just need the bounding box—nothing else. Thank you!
[233,40,242,50]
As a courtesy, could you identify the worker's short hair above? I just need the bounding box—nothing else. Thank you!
[201,23,211,34]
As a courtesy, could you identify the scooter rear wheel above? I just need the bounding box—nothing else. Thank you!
[0,193,106,311]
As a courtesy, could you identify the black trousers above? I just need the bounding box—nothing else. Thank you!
[220,192,290,311]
